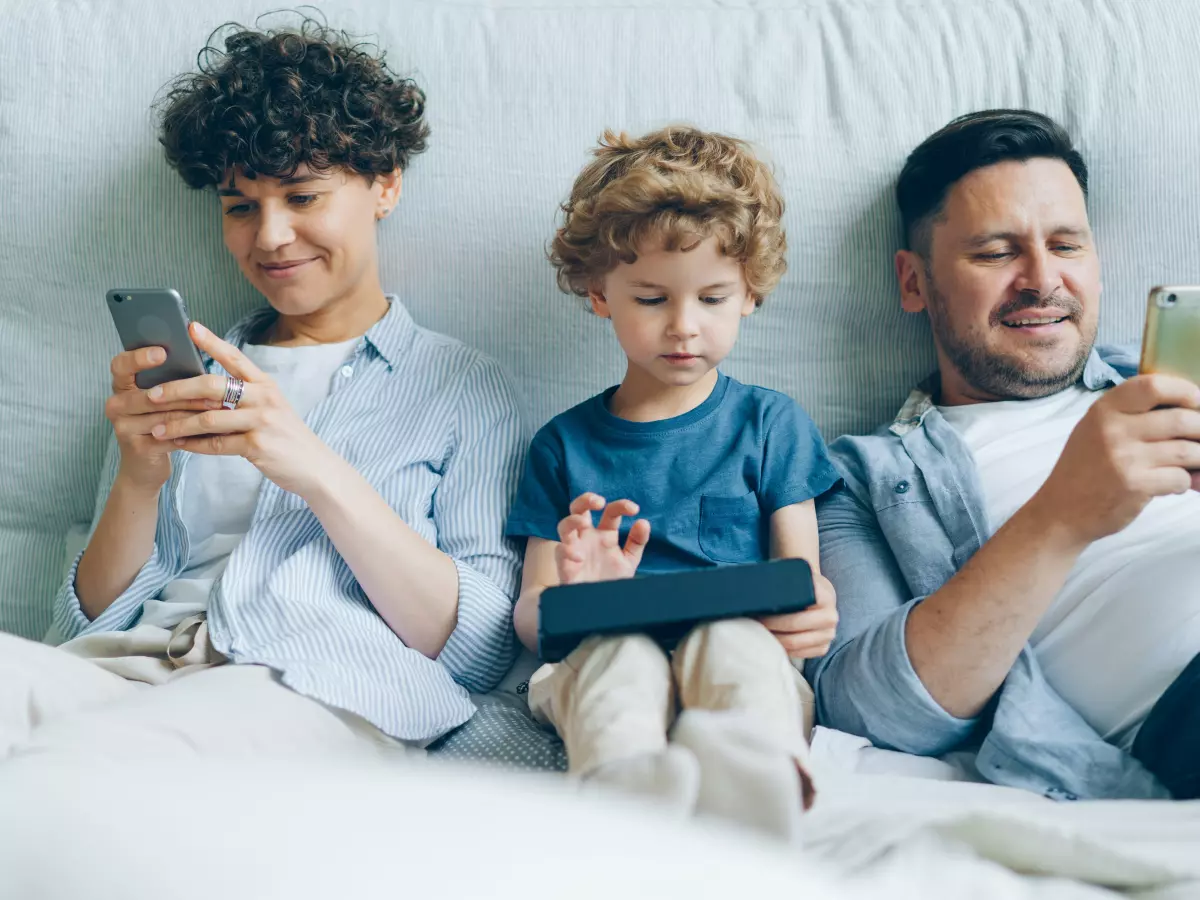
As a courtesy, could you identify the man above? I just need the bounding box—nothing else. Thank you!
[811,109,1200,800]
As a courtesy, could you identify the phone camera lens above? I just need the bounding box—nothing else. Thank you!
[113,294,124,303]
[1166,293,1178,306]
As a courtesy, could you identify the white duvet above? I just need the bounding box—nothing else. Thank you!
[1,733,1197,900]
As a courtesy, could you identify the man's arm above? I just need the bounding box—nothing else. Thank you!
[906,374,1200,718]
[809,486,978,755]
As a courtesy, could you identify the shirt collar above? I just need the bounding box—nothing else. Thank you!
[222,294,414,371]
[889,347,1125,437]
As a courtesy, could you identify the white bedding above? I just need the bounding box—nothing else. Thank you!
[1,744,1196,899]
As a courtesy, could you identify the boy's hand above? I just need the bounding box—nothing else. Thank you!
[555,492,651,585]
[759,573,839,659]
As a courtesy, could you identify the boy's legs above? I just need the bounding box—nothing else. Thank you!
[671,617,815,842]
[528,633,699,807]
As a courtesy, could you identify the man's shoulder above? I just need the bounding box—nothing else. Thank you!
[827,423,905,477]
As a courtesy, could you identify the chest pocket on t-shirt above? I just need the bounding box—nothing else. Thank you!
[698,493,764,564]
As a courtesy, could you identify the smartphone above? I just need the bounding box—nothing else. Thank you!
[106,288,207,390]
[537,557,816,663]
[1140,286,1200,385]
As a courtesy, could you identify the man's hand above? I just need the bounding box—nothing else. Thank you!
[759,573,839,659]
[1030,374,1200,547]
[554,492,651,585]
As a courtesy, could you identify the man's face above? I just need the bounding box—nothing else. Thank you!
[217,164,396,317]
[898,158,1101,403]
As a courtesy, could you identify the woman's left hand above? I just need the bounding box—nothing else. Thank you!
[147,322,332,496]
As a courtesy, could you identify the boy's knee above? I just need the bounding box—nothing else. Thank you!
[683,617,778,655]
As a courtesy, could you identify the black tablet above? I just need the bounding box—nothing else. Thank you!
[537,558,815,663]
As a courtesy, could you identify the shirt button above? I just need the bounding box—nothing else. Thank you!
[895,480,910,494]
[339,365,354,378]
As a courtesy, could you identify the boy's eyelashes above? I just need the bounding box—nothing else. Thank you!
[632,296,729,306]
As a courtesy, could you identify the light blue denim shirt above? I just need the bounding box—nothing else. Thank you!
[55,298,526,744]
[809,345,1170,800]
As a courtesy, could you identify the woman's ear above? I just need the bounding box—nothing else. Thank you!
[376,169,403,220]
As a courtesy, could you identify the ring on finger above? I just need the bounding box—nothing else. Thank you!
[222,376,246,411]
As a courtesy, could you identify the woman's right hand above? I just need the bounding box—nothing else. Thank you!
[105,347,219,490]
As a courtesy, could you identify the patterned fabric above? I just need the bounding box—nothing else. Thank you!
[54,299,527,744]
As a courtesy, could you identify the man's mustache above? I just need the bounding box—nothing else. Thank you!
[993,290,1084,322]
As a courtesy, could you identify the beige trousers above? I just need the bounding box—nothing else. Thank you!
[528,617,815,783]
[0,621,411,761]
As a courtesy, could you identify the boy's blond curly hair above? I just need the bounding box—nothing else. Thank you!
[550,125,786,305]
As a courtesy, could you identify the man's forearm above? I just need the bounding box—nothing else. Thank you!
[905,493,1090,718]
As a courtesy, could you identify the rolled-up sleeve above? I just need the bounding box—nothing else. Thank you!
[435,356,527,693]
[808,484,978,756]
[51,436,168,643]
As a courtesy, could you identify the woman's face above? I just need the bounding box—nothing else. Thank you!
[217,165,400,318]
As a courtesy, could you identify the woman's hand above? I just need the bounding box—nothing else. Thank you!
[104,346,224,491]
[554,492,651,585]
[146,322,333,496]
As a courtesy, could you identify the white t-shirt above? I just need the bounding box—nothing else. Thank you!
[939,386,1200,750]
[139,337,360,630]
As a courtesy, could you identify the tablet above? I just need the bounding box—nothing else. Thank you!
[538,558,815,663]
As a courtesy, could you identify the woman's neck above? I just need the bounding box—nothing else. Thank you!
[267,286,390,347]
[608,365,719,422]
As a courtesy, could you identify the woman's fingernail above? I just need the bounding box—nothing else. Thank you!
[148,387,163,401]
[193,323,209,337]
[152,425,166,438]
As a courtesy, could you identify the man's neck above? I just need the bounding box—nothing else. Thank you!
[608,366,719,422]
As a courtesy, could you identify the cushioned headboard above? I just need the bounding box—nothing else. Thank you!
[2,0,1199,637]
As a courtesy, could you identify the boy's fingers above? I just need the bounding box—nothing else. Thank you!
[597,499,638,531]
[556,512,593,542]
[568,493,606,516]
[622,518,651,565]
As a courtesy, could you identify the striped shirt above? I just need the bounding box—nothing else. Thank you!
[54,298,526,742]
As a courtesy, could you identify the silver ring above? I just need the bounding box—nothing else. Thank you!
[221,376,245,411]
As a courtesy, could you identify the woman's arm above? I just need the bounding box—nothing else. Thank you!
[74,474,162,621]
[74,345,215,620]
[303,455,461,657]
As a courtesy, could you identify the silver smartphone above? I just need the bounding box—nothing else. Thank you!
[106,288,207,389]
[1139,286,1200,386]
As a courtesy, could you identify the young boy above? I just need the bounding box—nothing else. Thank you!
[506,126,840,839]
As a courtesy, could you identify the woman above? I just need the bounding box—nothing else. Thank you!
[0,18,523,757]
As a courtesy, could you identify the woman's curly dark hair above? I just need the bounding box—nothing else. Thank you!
[157,14,429,189]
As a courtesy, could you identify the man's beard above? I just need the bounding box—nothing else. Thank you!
[925,277,1096,401]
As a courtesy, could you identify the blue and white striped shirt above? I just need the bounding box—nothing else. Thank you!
[55,298,526,742]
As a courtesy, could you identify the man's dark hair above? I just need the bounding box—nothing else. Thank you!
[157,14,429,189]
[896,109,1088,256]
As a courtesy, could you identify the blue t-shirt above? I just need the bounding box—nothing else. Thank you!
[506,373,840,574]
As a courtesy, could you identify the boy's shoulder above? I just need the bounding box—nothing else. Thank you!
[528,388,612,450]
[720,375,816,429]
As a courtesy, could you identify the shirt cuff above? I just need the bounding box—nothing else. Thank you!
[815,596,979,756]
[437,557,518,694]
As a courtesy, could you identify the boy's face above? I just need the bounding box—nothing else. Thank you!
[217,164,400,317]
[589,235,756,388]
